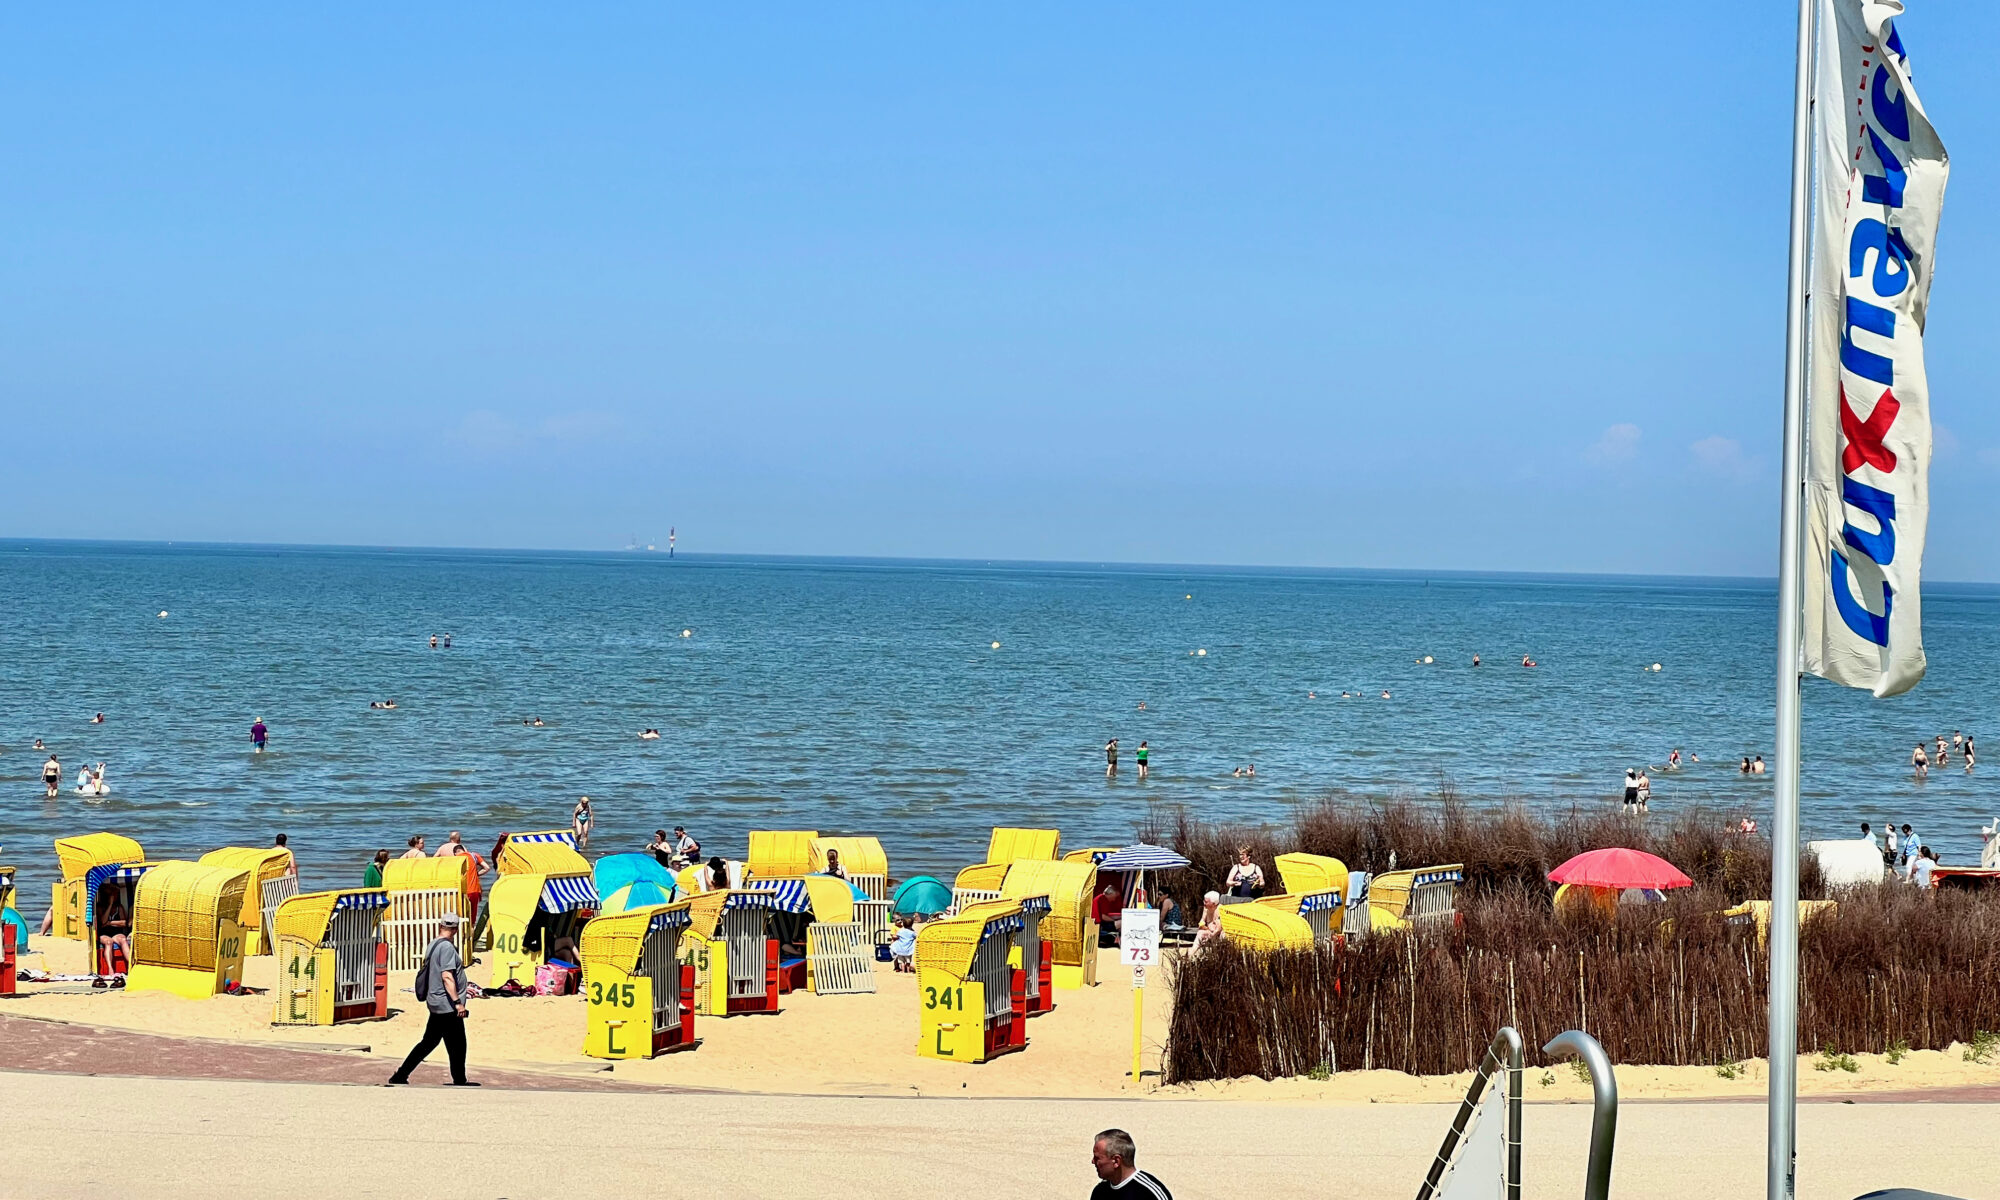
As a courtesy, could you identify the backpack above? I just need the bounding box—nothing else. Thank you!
[413,937,450,1001]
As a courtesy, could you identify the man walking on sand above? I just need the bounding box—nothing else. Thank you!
[388,913,476,1086]
[1089,1129,1171,1199]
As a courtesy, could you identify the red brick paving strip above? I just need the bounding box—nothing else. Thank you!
[0,1013,673,1092]
[8,1013,1992,1102]
[1800,1084,2000,1103]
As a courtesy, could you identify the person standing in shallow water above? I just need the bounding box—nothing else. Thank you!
[1105,738,1118,778]
[250,717,268,753]
[1136,741,1150,780]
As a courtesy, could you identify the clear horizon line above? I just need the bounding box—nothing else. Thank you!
[0,532,1782,586]
[12,533,2000,591]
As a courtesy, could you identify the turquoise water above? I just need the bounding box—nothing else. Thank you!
[3,541,1995,901]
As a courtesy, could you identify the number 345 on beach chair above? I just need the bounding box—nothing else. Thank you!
[579,900,699,1059]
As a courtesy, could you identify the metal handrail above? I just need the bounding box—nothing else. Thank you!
[1544,1030,1618,1200]
[1415,1026,1524,1200]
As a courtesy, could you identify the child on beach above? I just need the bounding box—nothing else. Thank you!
[889,917,917,972]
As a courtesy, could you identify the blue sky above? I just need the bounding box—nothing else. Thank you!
[4,5,1996,577]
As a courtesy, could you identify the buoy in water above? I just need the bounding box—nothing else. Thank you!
[1422,656,1434,664]
[681,629,692,638]
[990,641,1001,649]
[1196,648,1208,657]
[158,611,169,618]
[1650,662,1663,672]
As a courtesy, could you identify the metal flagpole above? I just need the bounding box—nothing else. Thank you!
[1769,1,1817,1198]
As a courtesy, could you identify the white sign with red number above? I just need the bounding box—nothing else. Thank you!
[1119,909,1161,967]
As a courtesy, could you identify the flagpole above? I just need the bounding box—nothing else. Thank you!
[1769,1,1817,1198]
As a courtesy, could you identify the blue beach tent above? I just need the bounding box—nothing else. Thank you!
[891,875,952,916]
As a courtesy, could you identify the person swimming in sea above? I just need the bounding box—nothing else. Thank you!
[91,712,105,724]
[370,700,398,710]
[638,729,660,740]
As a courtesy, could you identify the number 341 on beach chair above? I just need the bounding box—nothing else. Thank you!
[915,902,1029,1064]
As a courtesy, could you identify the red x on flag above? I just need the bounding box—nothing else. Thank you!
[1840,385,1900,476]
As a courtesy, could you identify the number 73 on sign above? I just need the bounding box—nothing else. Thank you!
[1119,908,1161,1082]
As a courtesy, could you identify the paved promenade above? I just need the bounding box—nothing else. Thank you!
[2,1062,1991,1199]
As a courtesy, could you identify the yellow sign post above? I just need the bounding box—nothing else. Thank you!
[1119,908,1160,1084]
[1131,966,1145,1081]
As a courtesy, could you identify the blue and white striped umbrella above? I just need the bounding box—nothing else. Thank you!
[1096,843,1191,873]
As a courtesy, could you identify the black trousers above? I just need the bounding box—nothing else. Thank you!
[392,1010,468,1083]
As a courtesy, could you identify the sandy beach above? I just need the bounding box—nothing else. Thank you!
[11,934,2000,1106]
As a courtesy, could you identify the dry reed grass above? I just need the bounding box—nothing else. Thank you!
[1156,801,1987,1084]
[1139,793,1816,915]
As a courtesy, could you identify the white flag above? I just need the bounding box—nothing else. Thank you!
[1803,1,1948,698]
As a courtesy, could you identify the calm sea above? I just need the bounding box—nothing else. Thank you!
[3,541,1995,902]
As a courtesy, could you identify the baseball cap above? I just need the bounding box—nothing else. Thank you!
[439,912,461,926]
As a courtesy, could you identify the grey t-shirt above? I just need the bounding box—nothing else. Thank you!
[424,937,466,1015]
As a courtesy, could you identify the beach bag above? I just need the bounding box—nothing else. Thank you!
[535,961,579,996]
